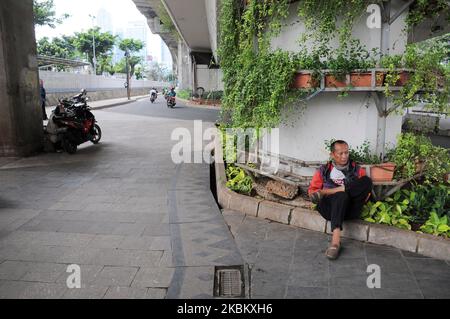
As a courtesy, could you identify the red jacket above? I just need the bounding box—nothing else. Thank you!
[308,162,366,196]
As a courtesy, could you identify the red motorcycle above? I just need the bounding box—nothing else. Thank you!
[45,90,102,154]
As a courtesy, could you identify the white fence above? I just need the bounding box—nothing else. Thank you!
[39,71,169,93]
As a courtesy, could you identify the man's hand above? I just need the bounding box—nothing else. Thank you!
[319,186,345,196]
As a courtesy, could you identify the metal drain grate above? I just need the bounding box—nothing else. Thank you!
[214,266,244,298]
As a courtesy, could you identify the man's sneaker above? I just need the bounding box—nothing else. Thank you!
[310,192,322,204]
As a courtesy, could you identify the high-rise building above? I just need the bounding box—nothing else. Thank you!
[124,20,148,61]
[96,8,113,33]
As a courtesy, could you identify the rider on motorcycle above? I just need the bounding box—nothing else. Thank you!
[150,87,158,100]
[168,87,176,98]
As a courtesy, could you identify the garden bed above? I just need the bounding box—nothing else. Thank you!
[214,131,450,261]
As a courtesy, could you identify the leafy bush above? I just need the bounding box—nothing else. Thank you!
[362,182,450,234]
[388,133,450,184]
[361,200,412,230]
[225,164,253,195]
[177,89,191,100]
[420,212,450,238]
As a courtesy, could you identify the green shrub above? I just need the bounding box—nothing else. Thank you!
[225,164,253,195]
[420,212,450,238]
[388,133,450,184]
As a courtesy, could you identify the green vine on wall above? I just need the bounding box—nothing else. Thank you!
[218,0,450,129]
[218,0,307,129]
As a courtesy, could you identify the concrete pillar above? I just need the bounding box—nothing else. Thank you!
[177,39,192,90]
[0,0,43,157]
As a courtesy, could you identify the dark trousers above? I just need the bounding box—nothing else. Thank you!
[42,102,48,120]
[317,176,373,232]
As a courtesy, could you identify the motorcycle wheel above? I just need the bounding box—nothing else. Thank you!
[90,124,102,144]
[62,137,77,154]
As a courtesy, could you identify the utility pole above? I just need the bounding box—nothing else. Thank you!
[89,14,97,75]
[125,50,131,100]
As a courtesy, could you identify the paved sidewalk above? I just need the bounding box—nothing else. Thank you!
[223,210,450,299]
[0,107,242,299]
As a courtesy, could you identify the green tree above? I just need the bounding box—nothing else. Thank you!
[37,36,81,70]
[73,27,117,74]
[33,0,69,28]
[119,38,145,54]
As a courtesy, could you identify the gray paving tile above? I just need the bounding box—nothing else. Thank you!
[103,286,149,299]
[111,223,147,236]
[19,262,67,283]
[329,287,373,299]
[150,236,172,251]
[118,236,155,250]
[132,267,175,288]
[92,266,139,287]
[0,281,67,299]
[372,287,424,299]
[251,282,286,299]
[0,261,32,280]
[88,235,124,249]
[287,286,329,299]
[145,288,167,299]
[405,258,450,281]
[62,285,109,299]
[90,249,163,267]
[416,279,450,299]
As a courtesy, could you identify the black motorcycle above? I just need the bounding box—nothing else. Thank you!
[150,92,157,103]
[45,90,102,154]
[167,96,176,108]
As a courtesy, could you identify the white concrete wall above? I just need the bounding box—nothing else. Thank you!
[39,71,169,92]
[270,1,408,55]
[196,65,224,91]
[263,93,403,162]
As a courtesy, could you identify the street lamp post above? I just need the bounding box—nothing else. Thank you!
[125,50,131,100]
[89,14,97,75]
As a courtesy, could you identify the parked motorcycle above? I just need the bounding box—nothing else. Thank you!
[45,90,102,154]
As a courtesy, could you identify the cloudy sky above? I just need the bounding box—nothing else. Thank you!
[35,0,150,39]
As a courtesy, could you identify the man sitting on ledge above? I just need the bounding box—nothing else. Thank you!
[308,140,372,260]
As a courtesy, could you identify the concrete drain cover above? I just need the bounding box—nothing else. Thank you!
[214,266,245,298]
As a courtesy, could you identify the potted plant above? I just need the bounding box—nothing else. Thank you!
[292,52,323,88]
[348,141,396,182]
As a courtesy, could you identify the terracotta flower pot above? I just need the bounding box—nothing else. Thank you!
[396,71,410,86]
[325,74,347,88]
[350,72,372,87]
[370,162,396,182]
[292,73,319,88]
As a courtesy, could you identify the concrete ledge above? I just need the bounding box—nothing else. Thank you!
[417,233,450,261]
[368,223,418,253]
[229,193,262,217]
[258,201,292,224]
[291,208,326,233]
[326,220,370,242]
[213,129,450,261]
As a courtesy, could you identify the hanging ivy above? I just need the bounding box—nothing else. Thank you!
[218,0,306,129]
[218,0,450,128]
